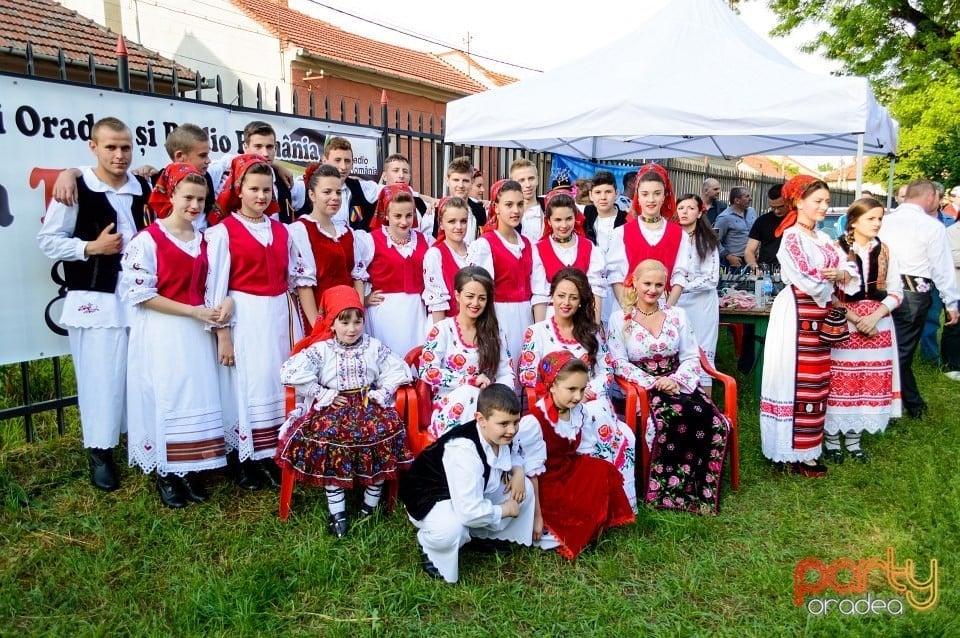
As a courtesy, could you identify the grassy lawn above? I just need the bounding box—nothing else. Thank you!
[0,340,957,637]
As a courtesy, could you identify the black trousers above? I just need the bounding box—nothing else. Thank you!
[892,290,933,414]
[942,311,960,371]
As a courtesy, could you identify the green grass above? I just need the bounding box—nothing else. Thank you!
[1,339,958,637]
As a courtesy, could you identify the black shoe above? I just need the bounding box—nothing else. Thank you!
[823,448,845,464]
[906,404,928,419]
[156,475,189,509]
[254,458,281,489]
[465,537,513,555]
[235,460,264,491]
[87,448,120,492]
[795,461,828,478]
[328,512,349,538]
[847,449,870,464]
[357,504,377,520]
[179,473,209,503]
[420,551,443,580]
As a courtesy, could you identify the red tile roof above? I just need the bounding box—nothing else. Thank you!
[230,0,487,95]
[0,0,196,79]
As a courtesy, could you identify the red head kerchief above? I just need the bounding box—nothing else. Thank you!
[291,285,364,354]
[371,182,415,231]
[535,350,577,422]
[302,162,321,188]
[148,162,203,220]
[631,163,675,221]
[541,190,586,240]
[434,195,455,243]
[775,174,821,237]
[213,154,280,225]
[482,179,511,233]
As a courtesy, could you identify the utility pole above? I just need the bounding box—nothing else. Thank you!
[464,32,473,76]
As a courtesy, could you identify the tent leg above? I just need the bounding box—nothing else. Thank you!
[887,156,896,209]
[854,133,864,198]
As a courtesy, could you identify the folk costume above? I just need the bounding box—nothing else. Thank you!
[675,232,720,387]
[518,319,636,507]
[37,165,151,489]
[423,197,471,319]
[759,176,860,464]
[277,286,413,529]
[517,351,635,559]
[122,163,227,479]
[607,306,731,514]
[825,236,903,443]
[206,155,309,463]
[419,318,515,439]
[531,201,607,310]
[583,204,630,323]
[399,419,536,584]
[355,183,429,358]
[467,181,536,375]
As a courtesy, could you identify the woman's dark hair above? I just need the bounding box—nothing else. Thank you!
[676,193,720,261]
[495,179,523,201]
[553,357,590,385]
[439,196,469,221]
[242,161,274,181]
[546,193,577,218]
[636,170,665,186]
[549,268,599,369]
[840,196,886,256]
[308,164,340,190]
[454,266,501,377]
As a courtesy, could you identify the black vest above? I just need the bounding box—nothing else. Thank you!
[839,237,888,303]
[64,175,149,293]
[275,171,294,224]
[582,204,628,245]
[345,177,377,231]
[399,422,502,521]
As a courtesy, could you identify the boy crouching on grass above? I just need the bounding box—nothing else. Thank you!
[398,384,534,583]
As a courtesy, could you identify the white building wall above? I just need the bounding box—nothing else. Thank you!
[56,0,292,109]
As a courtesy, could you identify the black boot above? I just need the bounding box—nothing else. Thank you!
[156,475,189,509]
[227,451,262,491]
[254,458,281,489]
[327,512,349,538]
[420,551,444,580]
[179,472,209,503]
[87,447,120,492]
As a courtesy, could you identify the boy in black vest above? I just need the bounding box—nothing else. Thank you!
[399,384,535,583]
[37,117,150,492]
[322,136,379,231]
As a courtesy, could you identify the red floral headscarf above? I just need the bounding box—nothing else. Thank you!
[482,179,512,233]
[535,350,578,422]
[541,190,586,240]
[213,154,280,224]
[291,285,364,354]
[631,164,675,220]
[775,174,821,237]
[371,183,415,230]
[147,162,202,220]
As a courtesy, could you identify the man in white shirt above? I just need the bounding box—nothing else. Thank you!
[509,158,545,242]
[878,179,960,418]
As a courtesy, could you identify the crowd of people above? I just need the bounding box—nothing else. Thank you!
[37,115,959,583]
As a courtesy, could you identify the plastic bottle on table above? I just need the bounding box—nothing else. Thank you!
[762,272,774,306]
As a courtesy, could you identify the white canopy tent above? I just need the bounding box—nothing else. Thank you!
[444,0,898,194]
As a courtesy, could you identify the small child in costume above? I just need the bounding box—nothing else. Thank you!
[277,285,414,537]
[398,384,535,583]
[517,352,635,559]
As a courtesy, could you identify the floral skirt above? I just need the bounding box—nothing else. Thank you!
[646,389,730,515]
[276,391,413,488]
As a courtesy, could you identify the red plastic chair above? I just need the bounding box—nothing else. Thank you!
[719,322,744,358]
[403,346,437,456]
[615,348,739,493]
[278,380,411,521]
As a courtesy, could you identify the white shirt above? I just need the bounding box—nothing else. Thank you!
[606,219,692,290]
[422,243,470,313]
[441,423,523,529]
[878,203,959,306]
[530,237,607,305]
[519,203,544,243]
[36,168,144,328]
[334,179,382,228]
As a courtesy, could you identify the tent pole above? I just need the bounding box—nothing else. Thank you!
[442,145,452,195]
[854,133,864,198]
[887,155,896,209]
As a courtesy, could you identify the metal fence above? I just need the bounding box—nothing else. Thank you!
[0,42,854,442]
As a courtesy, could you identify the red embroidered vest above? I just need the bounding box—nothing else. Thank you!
[623,221,683,282]
[484,230,533,303]
[145,224,207,305]
[536,237,592,284]
[297,218,355,292]
[435,241,463,318]
[222,215,289,296]
[367,230,428,294]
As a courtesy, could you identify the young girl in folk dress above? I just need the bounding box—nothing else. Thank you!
[419,266,515,439]
[290,163,364,330]
[423,197,472,324]
[607,165,690,309]
[760,177,860,477]
[607,260,731,514]
[468,179,535,375]
[824,198,902,463]
[277,286,413,537]
[206,155,310,491]
[122,164,230,508]
[519,268,636,508]
[531,193,606,323]
[518,352,635,559]
[355,183,429,359]
[673,194,721,387]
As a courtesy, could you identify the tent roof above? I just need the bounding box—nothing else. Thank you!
[444,0,897,159]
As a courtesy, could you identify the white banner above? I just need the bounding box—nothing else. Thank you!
[0,75,381,364]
